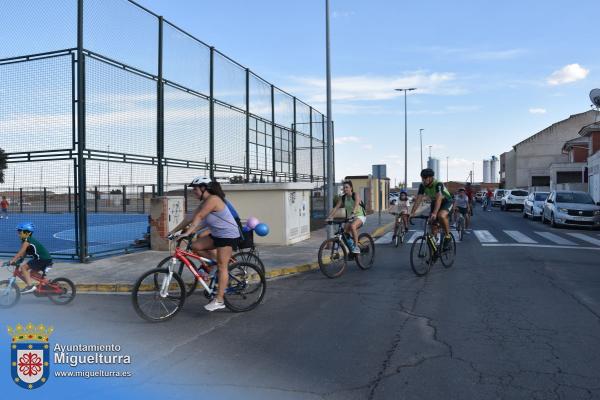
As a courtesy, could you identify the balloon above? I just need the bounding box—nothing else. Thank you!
[246,217,260,229]
[254,223,269,237]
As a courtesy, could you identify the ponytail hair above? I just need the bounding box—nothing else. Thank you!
[207,181,226,201]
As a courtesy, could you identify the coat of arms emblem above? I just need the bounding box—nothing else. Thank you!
[8,323,53,389]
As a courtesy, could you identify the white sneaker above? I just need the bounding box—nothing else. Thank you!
[352,246,361,254]
[204,299,226,312]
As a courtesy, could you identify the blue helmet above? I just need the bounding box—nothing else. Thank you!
[16,222,35,233]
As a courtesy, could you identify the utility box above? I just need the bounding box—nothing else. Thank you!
[222,183,313,245]
[149,196,185,251]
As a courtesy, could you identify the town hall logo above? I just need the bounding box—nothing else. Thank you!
[8,323,53,390]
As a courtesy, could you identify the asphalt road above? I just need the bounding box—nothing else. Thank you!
[3,206,600,399]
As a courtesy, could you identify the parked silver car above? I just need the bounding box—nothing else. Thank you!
[522,192,549,219]
[542,191,600,228]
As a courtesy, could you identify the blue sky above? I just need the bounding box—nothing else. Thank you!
[137,0,600,184]
[1,0,598,186]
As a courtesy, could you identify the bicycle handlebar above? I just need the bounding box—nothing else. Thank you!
[326,217,355,225]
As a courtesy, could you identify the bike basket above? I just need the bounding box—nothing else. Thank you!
[238,229,254,249]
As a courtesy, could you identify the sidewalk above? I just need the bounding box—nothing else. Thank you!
[0,213,395,292]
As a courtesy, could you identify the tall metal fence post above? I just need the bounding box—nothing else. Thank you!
[271,85,276,182]
[322,113,327,211]
[157,16,165,196]
[183,184,188,213]
[43,188,47,213]
[68,186,72,213]
[76,0,88,261]
[245,68,250,182]
[209,47,215,179]
[122,185,126,213]
[309,106,314,182]
[94,187,98,213]
[292,98,297,182]
[19,188,23,213]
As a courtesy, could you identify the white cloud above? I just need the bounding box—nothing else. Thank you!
[289,71,466,104]
[362,144,374,150]
[468,49,526,61]
[547,64,589,86]
[335,136,360,145]
[332,10,355,18]
[529,108,547,114]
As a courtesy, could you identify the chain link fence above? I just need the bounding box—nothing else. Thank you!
[0,0,331,261]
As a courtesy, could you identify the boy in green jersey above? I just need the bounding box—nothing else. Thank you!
[9,222,53,294]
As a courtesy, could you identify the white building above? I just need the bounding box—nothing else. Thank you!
[482,159,491,183]
[500,110,600,190]
[427,157,440,180]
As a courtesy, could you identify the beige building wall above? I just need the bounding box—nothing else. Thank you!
[513,110,600,188]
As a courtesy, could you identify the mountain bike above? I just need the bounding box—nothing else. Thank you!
[0,261,76,308]
[154,235,265,298]
[409,216,456,277]
[132,236,266,322]
[317,218,375,278]
[392,214,409,247]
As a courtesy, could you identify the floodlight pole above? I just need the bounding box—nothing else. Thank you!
[325,0,335,238]
[395,88,416,188]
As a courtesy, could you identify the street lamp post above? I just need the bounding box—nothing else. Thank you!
[419,128,424,170]
[325,0,334,238]
[395,88,416,188]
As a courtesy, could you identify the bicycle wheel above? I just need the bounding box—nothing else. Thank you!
[440,233,456,268]
[47,278,76,305]
[0,280,20,308]
[410,236,433,276]
[132,268,185,322]
[318,238,347,278]
[457,218,464,241]
[156,256,199,298]
[224,262,266,312]
[232,250,265,274]
[356,233,375,270]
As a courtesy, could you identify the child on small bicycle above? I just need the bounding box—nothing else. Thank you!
[7,223,53,294]
[391,191,410,241]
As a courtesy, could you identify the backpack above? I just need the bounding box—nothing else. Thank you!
[341,192,367,216]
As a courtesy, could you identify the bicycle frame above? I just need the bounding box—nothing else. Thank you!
[167,247,217,296]
[1,264,63,295]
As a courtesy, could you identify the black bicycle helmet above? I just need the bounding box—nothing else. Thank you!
[420,168,434,178]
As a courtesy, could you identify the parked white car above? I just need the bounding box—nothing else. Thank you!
[522,192,549,219]
[500,189,528,211]
[492,189,506,206]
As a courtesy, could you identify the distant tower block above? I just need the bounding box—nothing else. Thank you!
[490,155,499,183]
[483,159,491,183]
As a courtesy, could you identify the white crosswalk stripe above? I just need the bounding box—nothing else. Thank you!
[406,231,421,243]
[375,232,393,245]
[534,231,577,246]
[473,230,498,243]
[566,232,600,246]
[503,230,538,244]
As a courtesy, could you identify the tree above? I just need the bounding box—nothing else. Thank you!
[0,148,6,184]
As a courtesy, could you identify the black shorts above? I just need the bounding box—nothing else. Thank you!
[430,199,453,214]
[457,207,468,215]
[210,235,239,250]
[28,259,53,271]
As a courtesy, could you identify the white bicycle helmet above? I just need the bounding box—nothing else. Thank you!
[189,176,211,187]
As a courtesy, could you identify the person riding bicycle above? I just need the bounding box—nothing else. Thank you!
[7,223,53,294]
[174,178,241,312]
[391,190,410,242]
[169,176,242,246]
[410,168,453,251]
[464,182,474,216]
[453,188,471,230]
[326,180,366,254]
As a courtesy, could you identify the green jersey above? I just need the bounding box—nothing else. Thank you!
[23,236,52,261]
[343,193,366,217]
[418,180,452,202]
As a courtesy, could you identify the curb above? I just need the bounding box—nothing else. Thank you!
[57,221,396,293]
